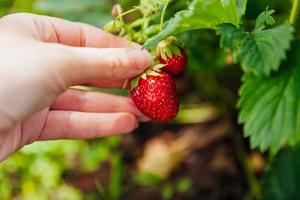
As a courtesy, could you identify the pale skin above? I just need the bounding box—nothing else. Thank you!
[0,13,152,162]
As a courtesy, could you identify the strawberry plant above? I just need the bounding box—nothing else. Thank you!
[104,0,300,198]
[104,0,298,152]
[1,0,300,199]
[104,0,250,122]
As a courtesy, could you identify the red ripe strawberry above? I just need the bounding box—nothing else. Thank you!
[130,70,179,123]
[159,48,187,74]
[157,36,187,75]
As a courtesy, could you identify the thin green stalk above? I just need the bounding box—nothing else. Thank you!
[242,154,261,198]
[160,1,170,31]
[233,134,261,198]
[115,6,140,23]
[289,0,299,25]
[137,15,149,43]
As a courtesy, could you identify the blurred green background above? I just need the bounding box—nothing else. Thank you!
[0,0,297,200]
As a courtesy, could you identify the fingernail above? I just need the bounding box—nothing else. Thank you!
[129,49,153,70]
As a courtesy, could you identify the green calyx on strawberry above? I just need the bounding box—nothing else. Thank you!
[130,63,165,89]
[129,66,179,123]
[156,36,187,75]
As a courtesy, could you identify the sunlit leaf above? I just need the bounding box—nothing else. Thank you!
[217,10,294,76]
[144,0,247,48]
[238,40,300,153]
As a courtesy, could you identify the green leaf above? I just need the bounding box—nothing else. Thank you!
[235,0,247,18]
[254,9,275,31]
[217,23,247,50]
[238,39,300,153]
[162,183,174,200]
[133,172,162,187]
[240,23,294,76]
[261,146,300,200]
[144,0,247,48]
[34,0,109,13]
[217,10,294,76]
[34,0,112,26]
[176,178,192,193]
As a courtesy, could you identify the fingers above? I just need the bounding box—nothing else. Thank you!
[1,13,152,87]
[39,111,138,141]
[1,13,139,48]
[40,15,138,48]
[51,89,149,121]
[83,80,127,89]
[58,45,152,85]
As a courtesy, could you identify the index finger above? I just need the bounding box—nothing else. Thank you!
[1,13,139,48]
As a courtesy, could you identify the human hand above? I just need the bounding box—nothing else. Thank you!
[0,13,152,161]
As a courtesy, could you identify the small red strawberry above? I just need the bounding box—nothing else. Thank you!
[159,48,187,74]
[130,70,179,123]
[157,36,187,75]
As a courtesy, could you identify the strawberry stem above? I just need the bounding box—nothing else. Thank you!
[115,6,140,22]
[160,1,170,31]
[289,0,299,25]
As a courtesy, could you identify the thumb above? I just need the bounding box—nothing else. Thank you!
[59,45,152,85]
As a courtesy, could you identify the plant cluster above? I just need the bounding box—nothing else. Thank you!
[105,0,299,154]
[0,0,300,199]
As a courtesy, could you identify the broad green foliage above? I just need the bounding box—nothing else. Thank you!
[0,137,121,199]
[217,23,246,55]
[1,0,300,199]
[235,0,247,18]
[238,40,300,153]
[34,0,112,26]
[240,23,293,76]
[35,0,108,13]
[254,9,276,30]
[144,0,247,48]
[217,10,294,76]
[261,146,300,200]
